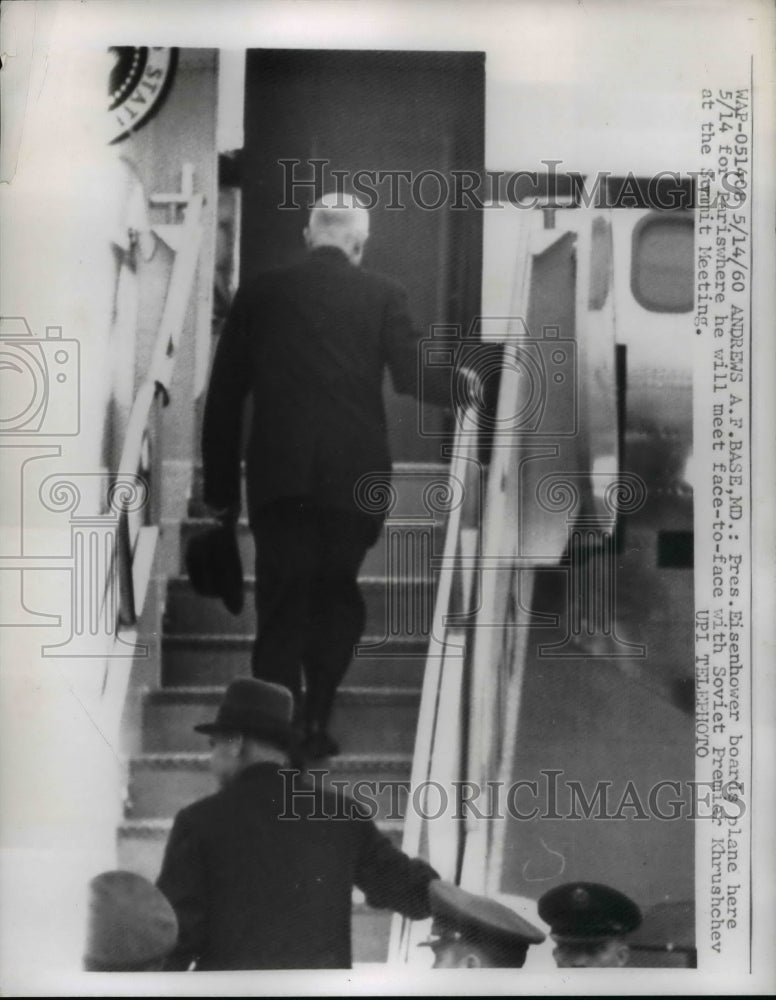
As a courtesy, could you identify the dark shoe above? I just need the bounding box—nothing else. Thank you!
[302,729,340,760]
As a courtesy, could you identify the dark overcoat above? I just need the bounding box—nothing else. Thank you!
[156,762,438,970]
[201,245,449,521]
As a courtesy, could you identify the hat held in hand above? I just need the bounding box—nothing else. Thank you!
[420,880,545,966]
[84,870,178,971]
[185,523,244,615]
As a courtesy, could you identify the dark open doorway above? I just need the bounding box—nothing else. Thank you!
[240,49,485,462]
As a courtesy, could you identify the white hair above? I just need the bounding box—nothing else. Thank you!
[305,192,370,262]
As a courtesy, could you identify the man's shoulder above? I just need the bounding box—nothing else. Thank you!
[238,263,297,294]
[235,258,407,310]
[281,770,380,825]
[172,771,376,827]
[172,788,226,829]
[358,266,406,299]
[171,777,277,833]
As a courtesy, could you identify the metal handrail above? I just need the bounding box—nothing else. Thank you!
[112,192,205,629]
[456,218,537,896]
[388,220,537,963]
[400,405,480,833]
[386,402,480,963]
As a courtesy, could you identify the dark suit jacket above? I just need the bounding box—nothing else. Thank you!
[202,245,449,521]
[156,763,438,970]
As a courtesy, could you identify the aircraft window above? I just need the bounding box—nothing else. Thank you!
[631,213,694,313]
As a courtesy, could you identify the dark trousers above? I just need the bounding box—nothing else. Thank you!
[250,499,380,730]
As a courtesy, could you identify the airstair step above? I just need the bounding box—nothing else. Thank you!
[188,461,451,520]
[127,753,413,822]
[179,517,445,578]
[161,633,428,688]
[164,576,436,639]
[143,685,421,754]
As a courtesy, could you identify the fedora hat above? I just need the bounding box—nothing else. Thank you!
[185,523,244,615]
[194,678,296,750]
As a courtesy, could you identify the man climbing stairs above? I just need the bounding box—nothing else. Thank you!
[118,460,448,963]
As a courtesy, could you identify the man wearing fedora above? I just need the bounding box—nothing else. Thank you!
[201,193,473,758]
[156,678,440,970]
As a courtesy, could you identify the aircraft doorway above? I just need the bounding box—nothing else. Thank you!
[240,49,485,463]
